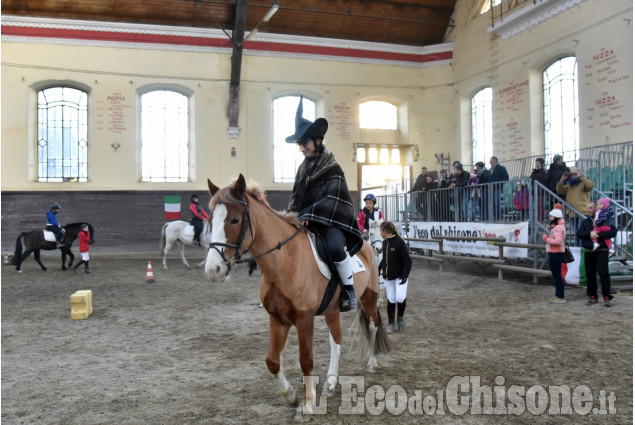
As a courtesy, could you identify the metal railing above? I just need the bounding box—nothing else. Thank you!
[375,180,632,261]
[489,0,537,27]
[378,181,527,226]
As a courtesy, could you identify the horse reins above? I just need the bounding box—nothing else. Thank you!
[207,198,302,276]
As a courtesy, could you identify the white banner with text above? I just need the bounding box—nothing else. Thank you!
[407,221,529,258]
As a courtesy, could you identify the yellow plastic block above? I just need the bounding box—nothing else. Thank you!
[75,290,93,315]
[70,293,89,320]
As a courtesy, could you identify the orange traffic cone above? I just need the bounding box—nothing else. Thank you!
[146,261,155,283]
[3,251,9,265]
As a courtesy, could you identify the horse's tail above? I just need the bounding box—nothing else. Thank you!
[159,222,170,253]
[355,304,394,357]
[11,233,25,265]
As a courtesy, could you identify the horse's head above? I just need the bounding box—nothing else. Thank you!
[368,220,384,254]
[63,222,95,245]
[204,174,254,282]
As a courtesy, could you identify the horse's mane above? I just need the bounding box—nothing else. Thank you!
[210,179,303,230]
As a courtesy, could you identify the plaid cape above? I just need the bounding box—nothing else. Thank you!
[289,148,363,256]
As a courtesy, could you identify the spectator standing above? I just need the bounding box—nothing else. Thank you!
[411,167,428,192]
[530,158,548,221]
[410,166,429,218]
[468,168,480,221]
[546,154,570,196]
[556,167,594,246]
[512,181,530,221]
[542,209,567,303]
[488,156,509,220]
[576,201,617,307]
[449,164,469,221]
[437,169,452,221]
[423,175,439,221]
[378,221,412,333]
[474,161,490,220]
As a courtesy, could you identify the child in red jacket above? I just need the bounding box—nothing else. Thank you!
[72,224,91,274]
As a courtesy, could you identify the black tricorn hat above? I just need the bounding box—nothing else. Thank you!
[285,96,328,143]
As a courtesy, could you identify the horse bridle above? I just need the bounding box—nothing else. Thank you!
[207,198,301,276]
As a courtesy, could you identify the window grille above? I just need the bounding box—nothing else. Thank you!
[37,87,88,182]
[273,96,316,183]
[543,56,579,164]
[141,90,190,182]
[471,87,493,164]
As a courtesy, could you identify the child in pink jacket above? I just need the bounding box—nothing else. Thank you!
[542,208,566,303]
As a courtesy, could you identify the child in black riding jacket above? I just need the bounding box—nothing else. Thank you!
[378,221,412,333]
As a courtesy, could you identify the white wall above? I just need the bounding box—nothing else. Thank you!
[1,0,632,193]
[452,0,633,162]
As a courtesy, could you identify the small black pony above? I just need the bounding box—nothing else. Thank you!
[11,222,95,272]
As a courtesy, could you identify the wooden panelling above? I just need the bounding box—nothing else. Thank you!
[1,190,360,252]
[1,0,457,47]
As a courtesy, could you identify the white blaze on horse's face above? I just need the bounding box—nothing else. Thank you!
[205,203,229,282]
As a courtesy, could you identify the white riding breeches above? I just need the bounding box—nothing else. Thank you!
[384,278,408,303]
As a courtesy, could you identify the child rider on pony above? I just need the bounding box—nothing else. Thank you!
[46,203,65,248]
[286,96,363,312]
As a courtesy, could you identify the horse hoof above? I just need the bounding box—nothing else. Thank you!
[17,270,22,274]
[321,385,334,398]
[326,375,337,392]
[294,406,311,423]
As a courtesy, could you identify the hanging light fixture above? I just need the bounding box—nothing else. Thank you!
[245,2,279,41]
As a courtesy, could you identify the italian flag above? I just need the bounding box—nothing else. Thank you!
[164,196,181,220]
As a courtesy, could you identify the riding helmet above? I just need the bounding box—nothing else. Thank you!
[363,194,377,204]
[50,203,61,211]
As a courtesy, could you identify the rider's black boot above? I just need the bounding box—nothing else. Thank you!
[340,285,357,312]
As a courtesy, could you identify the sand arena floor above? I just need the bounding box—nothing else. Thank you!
[1,250,632,424]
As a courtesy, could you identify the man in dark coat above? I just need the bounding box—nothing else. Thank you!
[530,158,548,221]
[546,154,570,195]
[474,161,490,220]
[410,167,428,192]
[287,96,362,311]
[489,156,509,220]
[576,201,617,307]
[449,164,469,221]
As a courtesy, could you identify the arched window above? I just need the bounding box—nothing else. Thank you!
[273,95,315,183]
[471,87,493,165]
[37,86,88,182]
[141,90,190,182]
[359,101,398,130]
[481,0,501,14]
[543,56,579,164]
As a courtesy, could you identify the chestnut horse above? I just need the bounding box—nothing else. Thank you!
[204,175,392,421]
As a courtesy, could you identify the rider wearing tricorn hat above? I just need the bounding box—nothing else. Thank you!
[286,96,362,311]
